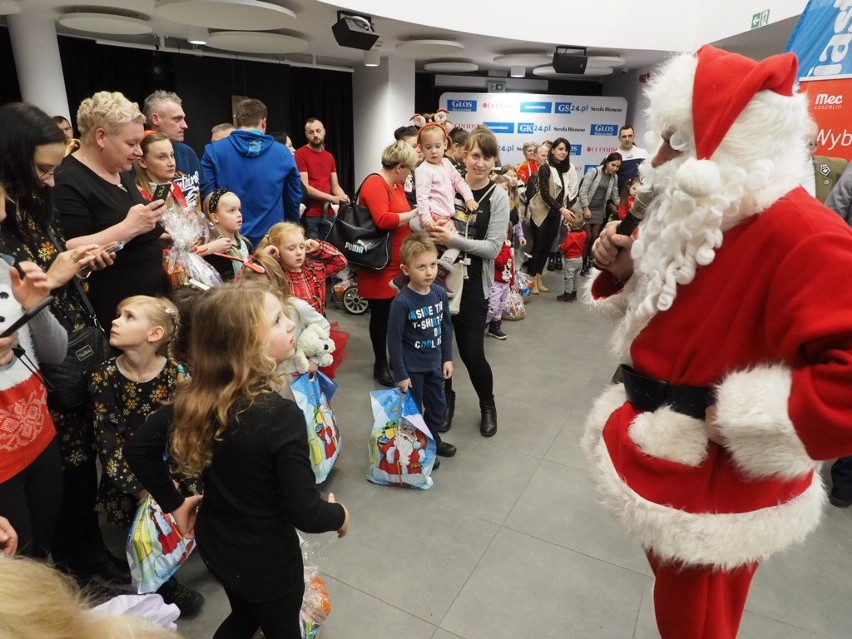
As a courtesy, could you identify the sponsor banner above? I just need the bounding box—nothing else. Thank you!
[440,92,627,166]
[787,0,852,159]
[802,78,852,155]
[786,0,852,80]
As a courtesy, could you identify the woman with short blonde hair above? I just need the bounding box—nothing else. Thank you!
[358,139,419,386]
[76,91,145,141]
[54,91,170,329]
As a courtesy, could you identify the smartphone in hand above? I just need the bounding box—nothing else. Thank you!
[152,182,173,202]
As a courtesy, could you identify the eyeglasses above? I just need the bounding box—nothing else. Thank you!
[212,252,266,274]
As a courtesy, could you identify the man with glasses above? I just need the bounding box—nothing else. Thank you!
[615,125,648,191]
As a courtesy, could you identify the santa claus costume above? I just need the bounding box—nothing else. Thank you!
[583,46,852,639]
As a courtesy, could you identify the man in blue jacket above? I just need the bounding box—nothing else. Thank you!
[143,91,210,210]
[202,99,302,246]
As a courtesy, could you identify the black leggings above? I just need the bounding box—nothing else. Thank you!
[367,297,393,365]
[0,441,62,559]
[214,587,303,639]
[51,456,110,570]
[528,210,561,276]
[446,299,494,406]
[583,223,604,261]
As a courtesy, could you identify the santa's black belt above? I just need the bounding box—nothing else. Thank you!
[620,365,714,420]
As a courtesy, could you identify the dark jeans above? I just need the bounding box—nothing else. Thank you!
[214,587,303,639]
[0,440,62,559]
[409,368,446,445]
[528,210,561,276]
[367,297,393,365]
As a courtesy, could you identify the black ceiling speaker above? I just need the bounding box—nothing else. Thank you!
[552,47,588,74]
[332,12,379,51]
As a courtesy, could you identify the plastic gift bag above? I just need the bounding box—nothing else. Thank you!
[514,271,534,300]
[291,372,341,483]
[368,388,436,489]
[126,495,195,594]
[502,289,526,321]
[299,535,332,639]
[91,593,180,631]
[161,205,222,288]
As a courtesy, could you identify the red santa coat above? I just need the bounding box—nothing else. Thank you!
[584,188,852,570]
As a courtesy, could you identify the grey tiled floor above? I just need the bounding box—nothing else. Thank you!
[173,270,852,638]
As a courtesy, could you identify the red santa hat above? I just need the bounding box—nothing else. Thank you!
[692,45,798,160]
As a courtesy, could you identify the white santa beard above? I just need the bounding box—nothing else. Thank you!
[396,433,414,467]
[612,155,753,362]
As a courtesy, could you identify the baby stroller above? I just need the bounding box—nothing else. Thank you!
[330,267,369,315]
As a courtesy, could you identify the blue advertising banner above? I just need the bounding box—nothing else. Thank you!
[440,92,627,167]
[787,0,852,158]
[786,0,852,79]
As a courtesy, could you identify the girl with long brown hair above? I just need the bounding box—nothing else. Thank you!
[170,282,349,639]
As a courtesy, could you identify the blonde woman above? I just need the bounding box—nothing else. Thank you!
[54,91,169,328]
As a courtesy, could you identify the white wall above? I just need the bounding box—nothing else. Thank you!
[695,0,807,43]
[352,56,415,186]
[602,67,655,148]
[326,0,806,53]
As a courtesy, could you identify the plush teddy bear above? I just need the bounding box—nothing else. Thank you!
[293,324,336,374]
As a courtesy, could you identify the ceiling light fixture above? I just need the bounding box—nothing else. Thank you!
[187,26,208,45]
[510,66,525,78]
[364,49,380,67]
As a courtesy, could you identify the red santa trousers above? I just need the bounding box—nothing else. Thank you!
[646,551,758,639]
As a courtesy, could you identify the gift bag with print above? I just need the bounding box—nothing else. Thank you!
[126,495,196,594]
[292,371,341,483]
[368,388,436,489]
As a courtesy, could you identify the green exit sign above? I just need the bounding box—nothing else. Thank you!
[487,80,506,93]
[751,9,769,29]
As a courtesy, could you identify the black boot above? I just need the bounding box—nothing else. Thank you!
[158,577,205,619]
[580,257,590,275]
[480,401,497,437]
[436,388,455,433]
[373,361,394,387]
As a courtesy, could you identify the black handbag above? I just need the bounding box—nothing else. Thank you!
[39,230,111,408]
[327,174,392,270]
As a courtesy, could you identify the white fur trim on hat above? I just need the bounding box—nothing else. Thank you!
[715,365,819,479]
[629,407,709,467]
[583,384,825,569]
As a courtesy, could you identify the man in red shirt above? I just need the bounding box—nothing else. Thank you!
[294,118,349,239]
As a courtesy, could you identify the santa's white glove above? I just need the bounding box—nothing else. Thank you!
[386,449,396,464]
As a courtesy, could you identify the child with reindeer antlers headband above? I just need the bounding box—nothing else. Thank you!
[409,118,478,295]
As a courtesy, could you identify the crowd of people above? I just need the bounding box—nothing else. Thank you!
[0,87,595,638]
[4,43,852,638]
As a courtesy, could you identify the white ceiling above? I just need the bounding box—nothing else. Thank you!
[5,0,799,78]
